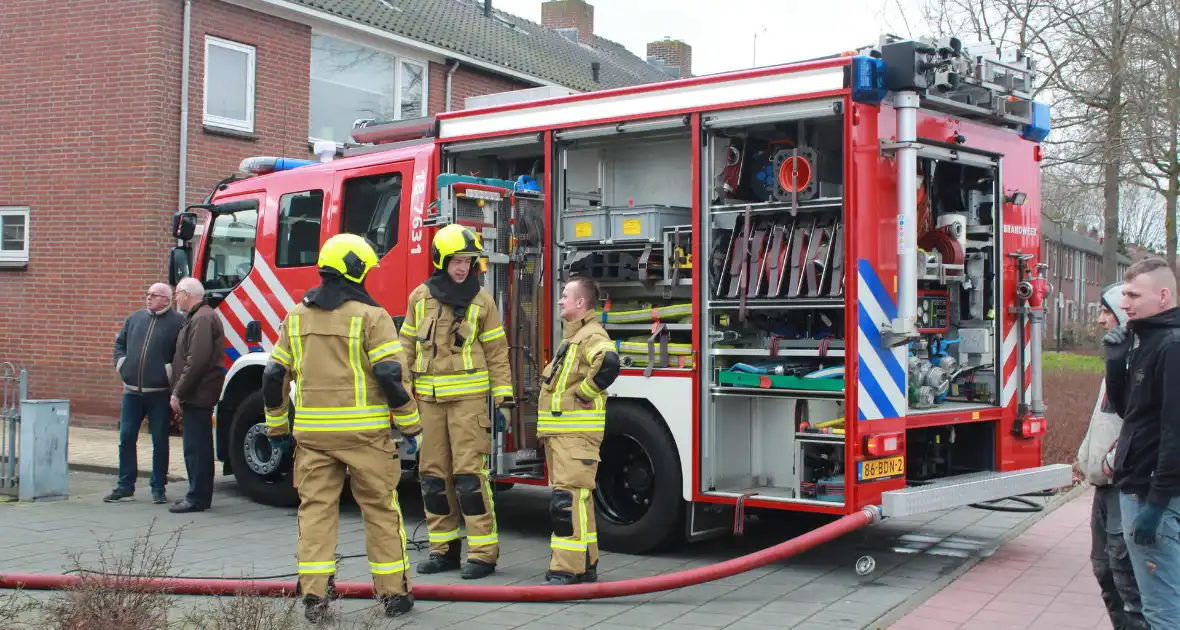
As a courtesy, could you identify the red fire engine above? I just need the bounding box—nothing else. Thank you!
[167,33,1069,555]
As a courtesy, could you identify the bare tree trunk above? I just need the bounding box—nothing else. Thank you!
[1102,0,1125,284]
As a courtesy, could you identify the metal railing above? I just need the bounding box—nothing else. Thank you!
[1,362,27,496]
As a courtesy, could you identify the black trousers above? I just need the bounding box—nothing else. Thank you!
[181,405,215,509]
[1091,485,1149,630]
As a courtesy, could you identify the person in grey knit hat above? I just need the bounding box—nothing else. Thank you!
[1077,281,1148,630]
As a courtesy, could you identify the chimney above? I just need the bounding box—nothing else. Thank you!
[542,0,594,44]
[646,36,693,78]
[484,0,492,17]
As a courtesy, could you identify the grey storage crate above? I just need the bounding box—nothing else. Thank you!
[609,205,691,243]
[561,206,610,244]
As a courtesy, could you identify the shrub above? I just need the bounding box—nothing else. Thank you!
[38,520,183,630]
[0,588,36,628]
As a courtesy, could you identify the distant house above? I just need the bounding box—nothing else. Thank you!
[1040,214,1132,341]
[0,0,689,427]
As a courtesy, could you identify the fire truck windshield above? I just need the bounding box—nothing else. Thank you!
[202,207,258,293]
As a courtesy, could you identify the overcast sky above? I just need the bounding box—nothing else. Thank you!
[491,0,927,76]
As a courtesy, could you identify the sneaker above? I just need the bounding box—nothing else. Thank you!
[103,489,134,503]
[381,592,414,618]
[151,492,167,505]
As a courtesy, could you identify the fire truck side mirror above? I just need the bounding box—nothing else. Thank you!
[172,211,198,241]
[168,246,191,286]
[244,320,262,344]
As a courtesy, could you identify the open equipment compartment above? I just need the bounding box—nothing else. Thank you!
[698,98,850,507]
[439,133,549,479]
[905,150,1003,416]
[552,116,695,374]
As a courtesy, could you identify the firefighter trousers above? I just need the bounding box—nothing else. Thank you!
[418,397,499,564]
[293,438,411,599]
[543,434,602,575]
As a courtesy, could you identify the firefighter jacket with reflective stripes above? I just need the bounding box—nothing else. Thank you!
[263,300,421,451]
[399,284,513,403]
[537,311,619,437]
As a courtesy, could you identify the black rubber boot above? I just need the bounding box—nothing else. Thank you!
[460,559,496,580]
[381,592,414,618]
[303,594,330,624]
[416,543,460,575]
[543,570,580,585]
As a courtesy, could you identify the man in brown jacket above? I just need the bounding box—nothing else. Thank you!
[168,277,226,514]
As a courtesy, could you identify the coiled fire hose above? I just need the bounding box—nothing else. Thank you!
[1,506,882,602]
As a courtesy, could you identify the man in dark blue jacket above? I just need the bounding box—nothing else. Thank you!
[104,283,185,505]
[1103,256,1180,629]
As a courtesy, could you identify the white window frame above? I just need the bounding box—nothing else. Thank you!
[0,206,30,266]
[398,58,427,121]
[203,36,257,133]
[307,31,430,146]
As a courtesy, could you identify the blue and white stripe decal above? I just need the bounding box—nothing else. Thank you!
[856,259,908,420]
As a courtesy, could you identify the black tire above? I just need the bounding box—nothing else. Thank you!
[594,401,685,554]
[229,391,299,508]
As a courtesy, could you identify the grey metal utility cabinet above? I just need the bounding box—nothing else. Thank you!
[18,399,69,502]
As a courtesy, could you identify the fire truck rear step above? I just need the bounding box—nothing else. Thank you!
[880,464,1072,518]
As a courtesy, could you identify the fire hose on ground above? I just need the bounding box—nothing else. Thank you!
[0,506,882,602]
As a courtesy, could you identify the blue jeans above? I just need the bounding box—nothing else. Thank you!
[1120,491,1180,630]
[117,391,172,494]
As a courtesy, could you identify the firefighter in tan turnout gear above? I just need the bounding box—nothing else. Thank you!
[402,224,513,580]
[262,233,422,623]
[538,276,620,585]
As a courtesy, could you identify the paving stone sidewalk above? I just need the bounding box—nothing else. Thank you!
[888,486,1113,630]
[1,470,1074,629]
[67,426,187,481]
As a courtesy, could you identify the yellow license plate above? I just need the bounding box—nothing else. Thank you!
[858,456,905,481]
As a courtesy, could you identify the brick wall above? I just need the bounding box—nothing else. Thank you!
[541,0,594,43]
[646,39,693,78]
[428,62,532,113]
[0,0,313,428]
[0,0,182,426]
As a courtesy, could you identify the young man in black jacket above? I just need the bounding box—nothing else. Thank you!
[1103,256,1180,630]
[105,283,185,504]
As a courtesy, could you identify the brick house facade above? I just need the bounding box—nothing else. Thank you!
[1040,214,1132,345]
[0,0,677,427]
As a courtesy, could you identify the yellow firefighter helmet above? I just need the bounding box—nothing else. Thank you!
[431,224,483,270]
[318,233,380,283]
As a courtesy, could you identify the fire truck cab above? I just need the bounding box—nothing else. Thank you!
[169,34,1070,555]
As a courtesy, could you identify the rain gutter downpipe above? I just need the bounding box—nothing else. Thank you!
[1,507,882,602]
[178,0,192,214]
[445,60,461,112]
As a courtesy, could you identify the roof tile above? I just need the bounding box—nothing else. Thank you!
[292,0,672,92]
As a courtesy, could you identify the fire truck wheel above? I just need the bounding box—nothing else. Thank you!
[229,391,299,508]
[593,401,684,555]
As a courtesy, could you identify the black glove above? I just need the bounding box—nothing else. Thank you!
[1103,324,1131,361]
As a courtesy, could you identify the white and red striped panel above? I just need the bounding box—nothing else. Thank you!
[216,252,296,368]
[1000,320,1032,409]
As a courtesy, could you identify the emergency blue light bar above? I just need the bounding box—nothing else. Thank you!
[239,156,317,175]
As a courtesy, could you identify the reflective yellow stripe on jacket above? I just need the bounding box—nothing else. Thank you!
[414,371,491,398]
[293,407,390,432]
[460,303,481,371]
[412,299,428,373]
[537,342,606,433]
